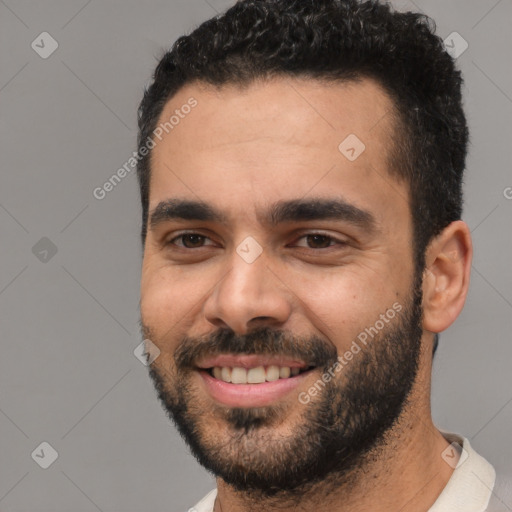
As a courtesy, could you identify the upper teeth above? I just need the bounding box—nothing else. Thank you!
[212,365,302,384]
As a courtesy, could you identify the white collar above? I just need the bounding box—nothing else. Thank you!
[428,430,496,511]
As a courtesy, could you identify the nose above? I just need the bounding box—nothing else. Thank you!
[202,245,293,335]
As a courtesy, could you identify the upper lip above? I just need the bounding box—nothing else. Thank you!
[196,354,312,370]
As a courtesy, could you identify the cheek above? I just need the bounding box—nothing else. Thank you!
[140,283,188,364]
[140,263,216,344]
[140,266,189,338]
[290,266,402,347]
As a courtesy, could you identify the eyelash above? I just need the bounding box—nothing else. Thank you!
[166,231,346,250]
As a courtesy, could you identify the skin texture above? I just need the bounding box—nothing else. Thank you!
[139,76,473,511]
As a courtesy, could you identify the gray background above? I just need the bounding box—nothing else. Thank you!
[1,0,511,511]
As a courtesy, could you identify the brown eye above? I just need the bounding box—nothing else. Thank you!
[305,234,333,249]
[181,234,205,248]
[291,232,347,250]
[168,233,212,248]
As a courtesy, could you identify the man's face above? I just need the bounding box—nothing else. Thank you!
[140,77,424,493]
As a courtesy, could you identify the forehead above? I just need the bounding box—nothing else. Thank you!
[153,75,395,154]
[148,76,407,225]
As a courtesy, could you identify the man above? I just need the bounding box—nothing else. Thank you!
[136,0,510,510]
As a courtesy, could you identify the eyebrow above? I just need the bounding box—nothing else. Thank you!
[149,197,377,232]
[149,199,227,228]
[264,198,376,231]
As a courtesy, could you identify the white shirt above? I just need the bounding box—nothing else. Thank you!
[187,431,499,512]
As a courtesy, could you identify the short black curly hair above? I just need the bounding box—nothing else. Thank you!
[136,0,468,275]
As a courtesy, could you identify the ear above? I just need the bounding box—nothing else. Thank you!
[422,220,472,333]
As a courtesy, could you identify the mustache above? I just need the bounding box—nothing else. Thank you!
[174,326,338,371]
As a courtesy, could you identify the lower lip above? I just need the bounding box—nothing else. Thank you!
[197,369,313,407]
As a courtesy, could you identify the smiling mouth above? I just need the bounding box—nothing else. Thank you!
[204,365,316,384]
[196,355,319,407]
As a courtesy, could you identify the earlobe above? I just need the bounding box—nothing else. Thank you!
[422,220,472,334]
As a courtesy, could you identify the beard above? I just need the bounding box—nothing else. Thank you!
[143,272,424,500]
